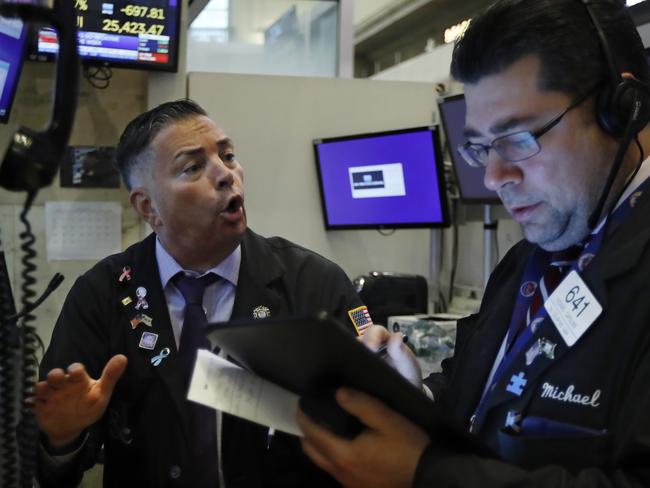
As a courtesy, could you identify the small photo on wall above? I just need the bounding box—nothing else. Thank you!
[60,146,121,189]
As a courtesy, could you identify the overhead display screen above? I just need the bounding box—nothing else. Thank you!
[28,0,180,72]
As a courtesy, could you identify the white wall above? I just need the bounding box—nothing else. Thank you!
[188,72,440,284]
[371,42,455,87]
[354,0,403,26]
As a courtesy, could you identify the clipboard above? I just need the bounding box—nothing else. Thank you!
[206,313,438,435]
[206,313,494,454]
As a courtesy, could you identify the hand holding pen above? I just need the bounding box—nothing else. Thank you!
[360,325,422,388]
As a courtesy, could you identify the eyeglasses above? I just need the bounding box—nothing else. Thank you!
[457,87,596,168]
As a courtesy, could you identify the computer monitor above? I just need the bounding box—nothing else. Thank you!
[27,0,181,72]
[437,94,501,204]
[0,15,27,123]
[313,126,450,230]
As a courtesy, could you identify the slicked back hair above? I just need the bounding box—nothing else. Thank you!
[115,99,208,190]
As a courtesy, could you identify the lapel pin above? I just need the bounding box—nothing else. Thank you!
[151,347,170,366]
[135,286,149,310]
[130,313,154,329]
[529,317,544,334]
[520,281,537,297]
[253,305,271,319]
[506,372,527,396]
[525,338,557,366]
[121,296,133,306]
[139,332,159,350]
[347,306,374,336]
[504,410,522,432]
[578,253,595,271]
[130,315,142,330]
[119,266,132,283]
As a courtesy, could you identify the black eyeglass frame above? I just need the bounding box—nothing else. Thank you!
[458,86,598,168]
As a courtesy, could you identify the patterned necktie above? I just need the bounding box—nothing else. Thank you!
[527,244,584,328]
[172,272,220,487]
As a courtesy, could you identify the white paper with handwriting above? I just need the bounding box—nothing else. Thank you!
[187,349,301,436]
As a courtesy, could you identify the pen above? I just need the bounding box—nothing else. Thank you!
[376,335,408,357]
[266,427,275,450]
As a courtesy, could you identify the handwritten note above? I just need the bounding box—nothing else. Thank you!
[187,349,301,436]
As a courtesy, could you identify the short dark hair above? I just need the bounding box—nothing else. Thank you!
[115,99,208,190]
[451,0,649,96]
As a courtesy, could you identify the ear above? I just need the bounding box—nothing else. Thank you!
[130,187,162,228]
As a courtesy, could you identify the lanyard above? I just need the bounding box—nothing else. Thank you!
[469,176,650,433]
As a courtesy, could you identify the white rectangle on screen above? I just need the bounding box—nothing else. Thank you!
[348,162,406,199]
[0,61,8,102]
[0,17,23,39]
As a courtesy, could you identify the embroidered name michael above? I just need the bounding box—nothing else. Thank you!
[540,382,601,407]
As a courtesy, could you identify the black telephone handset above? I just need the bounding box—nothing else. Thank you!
[0,2,78,486]
[0,0,79,192]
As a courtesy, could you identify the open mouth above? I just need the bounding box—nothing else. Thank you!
[222,194,244,214]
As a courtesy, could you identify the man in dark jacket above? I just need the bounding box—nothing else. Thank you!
[297,1,650,487]
[33,99,367,487]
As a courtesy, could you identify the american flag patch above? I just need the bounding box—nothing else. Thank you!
[348,306,373,336]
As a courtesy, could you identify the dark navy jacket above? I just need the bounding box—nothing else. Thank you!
[38,228,362,488]
[418,186,650,487]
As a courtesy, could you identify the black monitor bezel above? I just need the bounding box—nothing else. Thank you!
[437,93,502,205]
[313,125,451,231]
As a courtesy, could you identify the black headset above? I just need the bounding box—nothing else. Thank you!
[0,0,79,193]
[581,0,650,227]
[581,0,650,136]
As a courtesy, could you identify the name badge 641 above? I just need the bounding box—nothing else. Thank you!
[545,270,602,347]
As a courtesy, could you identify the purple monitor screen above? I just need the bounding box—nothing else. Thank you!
[28,0,180,72]
[438,94,501,204]
[0,16,26,123]
[314,127,449,229]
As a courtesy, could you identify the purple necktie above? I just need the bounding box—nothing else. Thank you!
[173,272,219,355]
[172,272,220,487]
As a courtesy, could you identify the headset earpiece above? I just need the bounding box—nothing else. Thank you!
[597,77,650,136]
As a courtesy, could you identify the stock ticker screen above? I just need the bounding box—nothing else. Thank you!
[30,0,181,72]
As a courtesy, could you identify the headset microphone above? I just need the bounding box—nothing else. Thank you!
[580,0,650,229]
[587,96,643,229]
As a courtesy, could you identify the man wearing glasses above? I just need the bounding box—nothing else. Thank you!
[297,1,650,487]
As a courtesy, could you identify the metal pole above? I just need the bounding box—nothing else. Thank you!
[483,204,494,287]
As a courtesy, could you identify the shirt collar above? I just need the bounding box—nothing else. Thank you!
[589,155,650,236]
[155,237,241,288]
[615,154,650,208]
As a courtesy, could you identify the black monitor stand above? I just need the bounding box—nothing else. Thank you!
[483,205,498,287]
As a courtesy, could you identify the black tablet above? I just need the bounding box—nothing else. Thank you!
[205,313,438,434]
